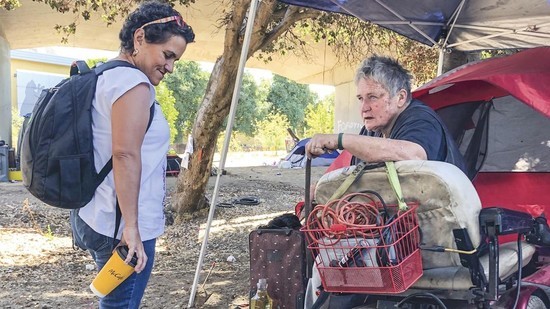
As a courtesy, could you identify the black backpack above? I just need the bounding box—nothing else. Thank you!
[20,60,152,209]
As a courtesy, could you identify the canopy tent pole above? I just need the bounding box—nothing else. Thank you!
[373,0,438,46]
[186,0,260,307]
[437,0,465,76]
[446,21,550,49]
[437,47,445,76]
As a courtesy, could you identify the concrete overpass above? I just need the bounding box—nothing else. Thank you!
[0,0,362,146]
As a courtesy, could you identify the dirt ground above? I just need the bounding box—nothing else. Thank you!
[0,165,326,308]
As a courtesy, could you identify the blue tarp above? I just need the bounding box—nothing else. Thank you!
[280,0,454,47]
[278,0,550,51]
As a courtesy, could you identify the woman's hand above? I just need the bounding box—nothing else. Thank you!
[122,226,147,273]
[305,134,338,158]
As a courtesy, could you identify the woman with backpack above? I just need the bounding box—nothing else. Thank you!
[70,1,195,307]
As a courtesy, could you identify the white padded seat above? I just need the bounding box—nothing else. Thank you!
[314,160,536,291]
[413,242,536,290]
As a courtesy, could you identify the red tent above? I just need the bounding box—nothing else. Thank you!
[412,47,550,219]
[414,46,550,118]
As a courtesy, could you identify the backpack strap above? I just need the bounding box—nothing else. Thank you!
[326,161,368,202]
[93,60,137,75]
[70,60,92,76]
[96,103,156,186]
[114,199,122,248]
[97,103,156,186]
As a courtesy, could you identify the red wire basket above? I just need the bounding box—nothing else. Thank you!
[302,195,422,294]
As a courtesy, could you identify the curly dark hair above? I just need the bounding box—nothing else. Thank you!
[119,0,195,53]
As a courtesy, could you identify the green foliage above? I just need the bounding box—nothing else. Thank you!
[304,94,334,137]
[216,131,256,153]
[226,73,261,136]
[155,83,179,145]
[86,58,109,68]
[254,113,290,151]
[164,64,269,141]
[480,49,522,59]
[44,224,54,241]
[255,80,272,119]
[261,12,439,86]
[11,104,23,147]
[0,0,20,10]
[162,61,209,143]
[266,75,315,135]
[218,74,320,147]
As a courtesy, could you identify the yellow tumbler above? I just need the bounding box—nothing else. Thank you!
[89,246,137,297]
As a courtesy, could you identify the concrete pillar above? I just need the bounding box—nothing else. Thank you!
[332,64,363,134]
[0,35,11,146]
[334,81,363,134]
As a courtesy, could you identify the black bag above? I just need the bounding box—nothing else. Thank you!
[249,226,307,309]
[20,60,144,209]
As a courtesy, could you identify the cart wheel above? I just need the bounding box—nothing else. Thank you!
[527,294,547,309]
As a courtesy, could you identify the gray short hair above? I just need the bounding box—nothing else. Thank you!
[355,55,412,102]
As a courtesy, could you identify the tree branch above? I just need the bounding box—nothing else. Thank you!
[223,0,249,49]
[253,6,320,54]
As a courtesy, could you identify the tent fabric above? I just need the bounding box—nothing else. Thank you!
[413,47,550,118]
[480,96,550,172]
[279,0,550,51]
[474,172,550,218]
[413,48,550,174]
[412,48,550,220]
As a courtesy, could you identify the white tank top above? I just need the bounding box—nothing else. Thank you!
[78,66,169,241]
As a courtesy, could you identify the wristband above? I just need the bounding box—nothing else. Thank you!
[337,133,344,150]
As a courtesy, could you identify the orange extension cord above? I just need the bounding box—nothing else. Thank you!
[304,192,388,245]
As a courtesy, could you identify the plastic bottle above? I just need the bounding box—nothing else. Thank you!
[250,278,273,309]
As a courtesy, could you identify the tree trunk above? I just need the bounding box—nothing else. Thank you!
[172,56,240,217]
[171,0,321,220]
[172,0,254,218]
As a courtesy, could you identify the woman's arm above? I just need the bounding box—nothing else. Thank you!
[340,134,427,162]
[111,82,151,272]
[306,133,427,163]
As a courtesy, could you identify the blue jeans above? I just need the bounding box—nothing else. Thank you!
[70,210,156,309]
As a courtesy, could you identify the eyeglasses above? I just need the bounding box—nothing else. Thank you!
[140,15,187,29]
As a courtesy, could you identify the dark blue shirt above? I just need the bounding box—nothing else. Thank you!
[354,99,467,176]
